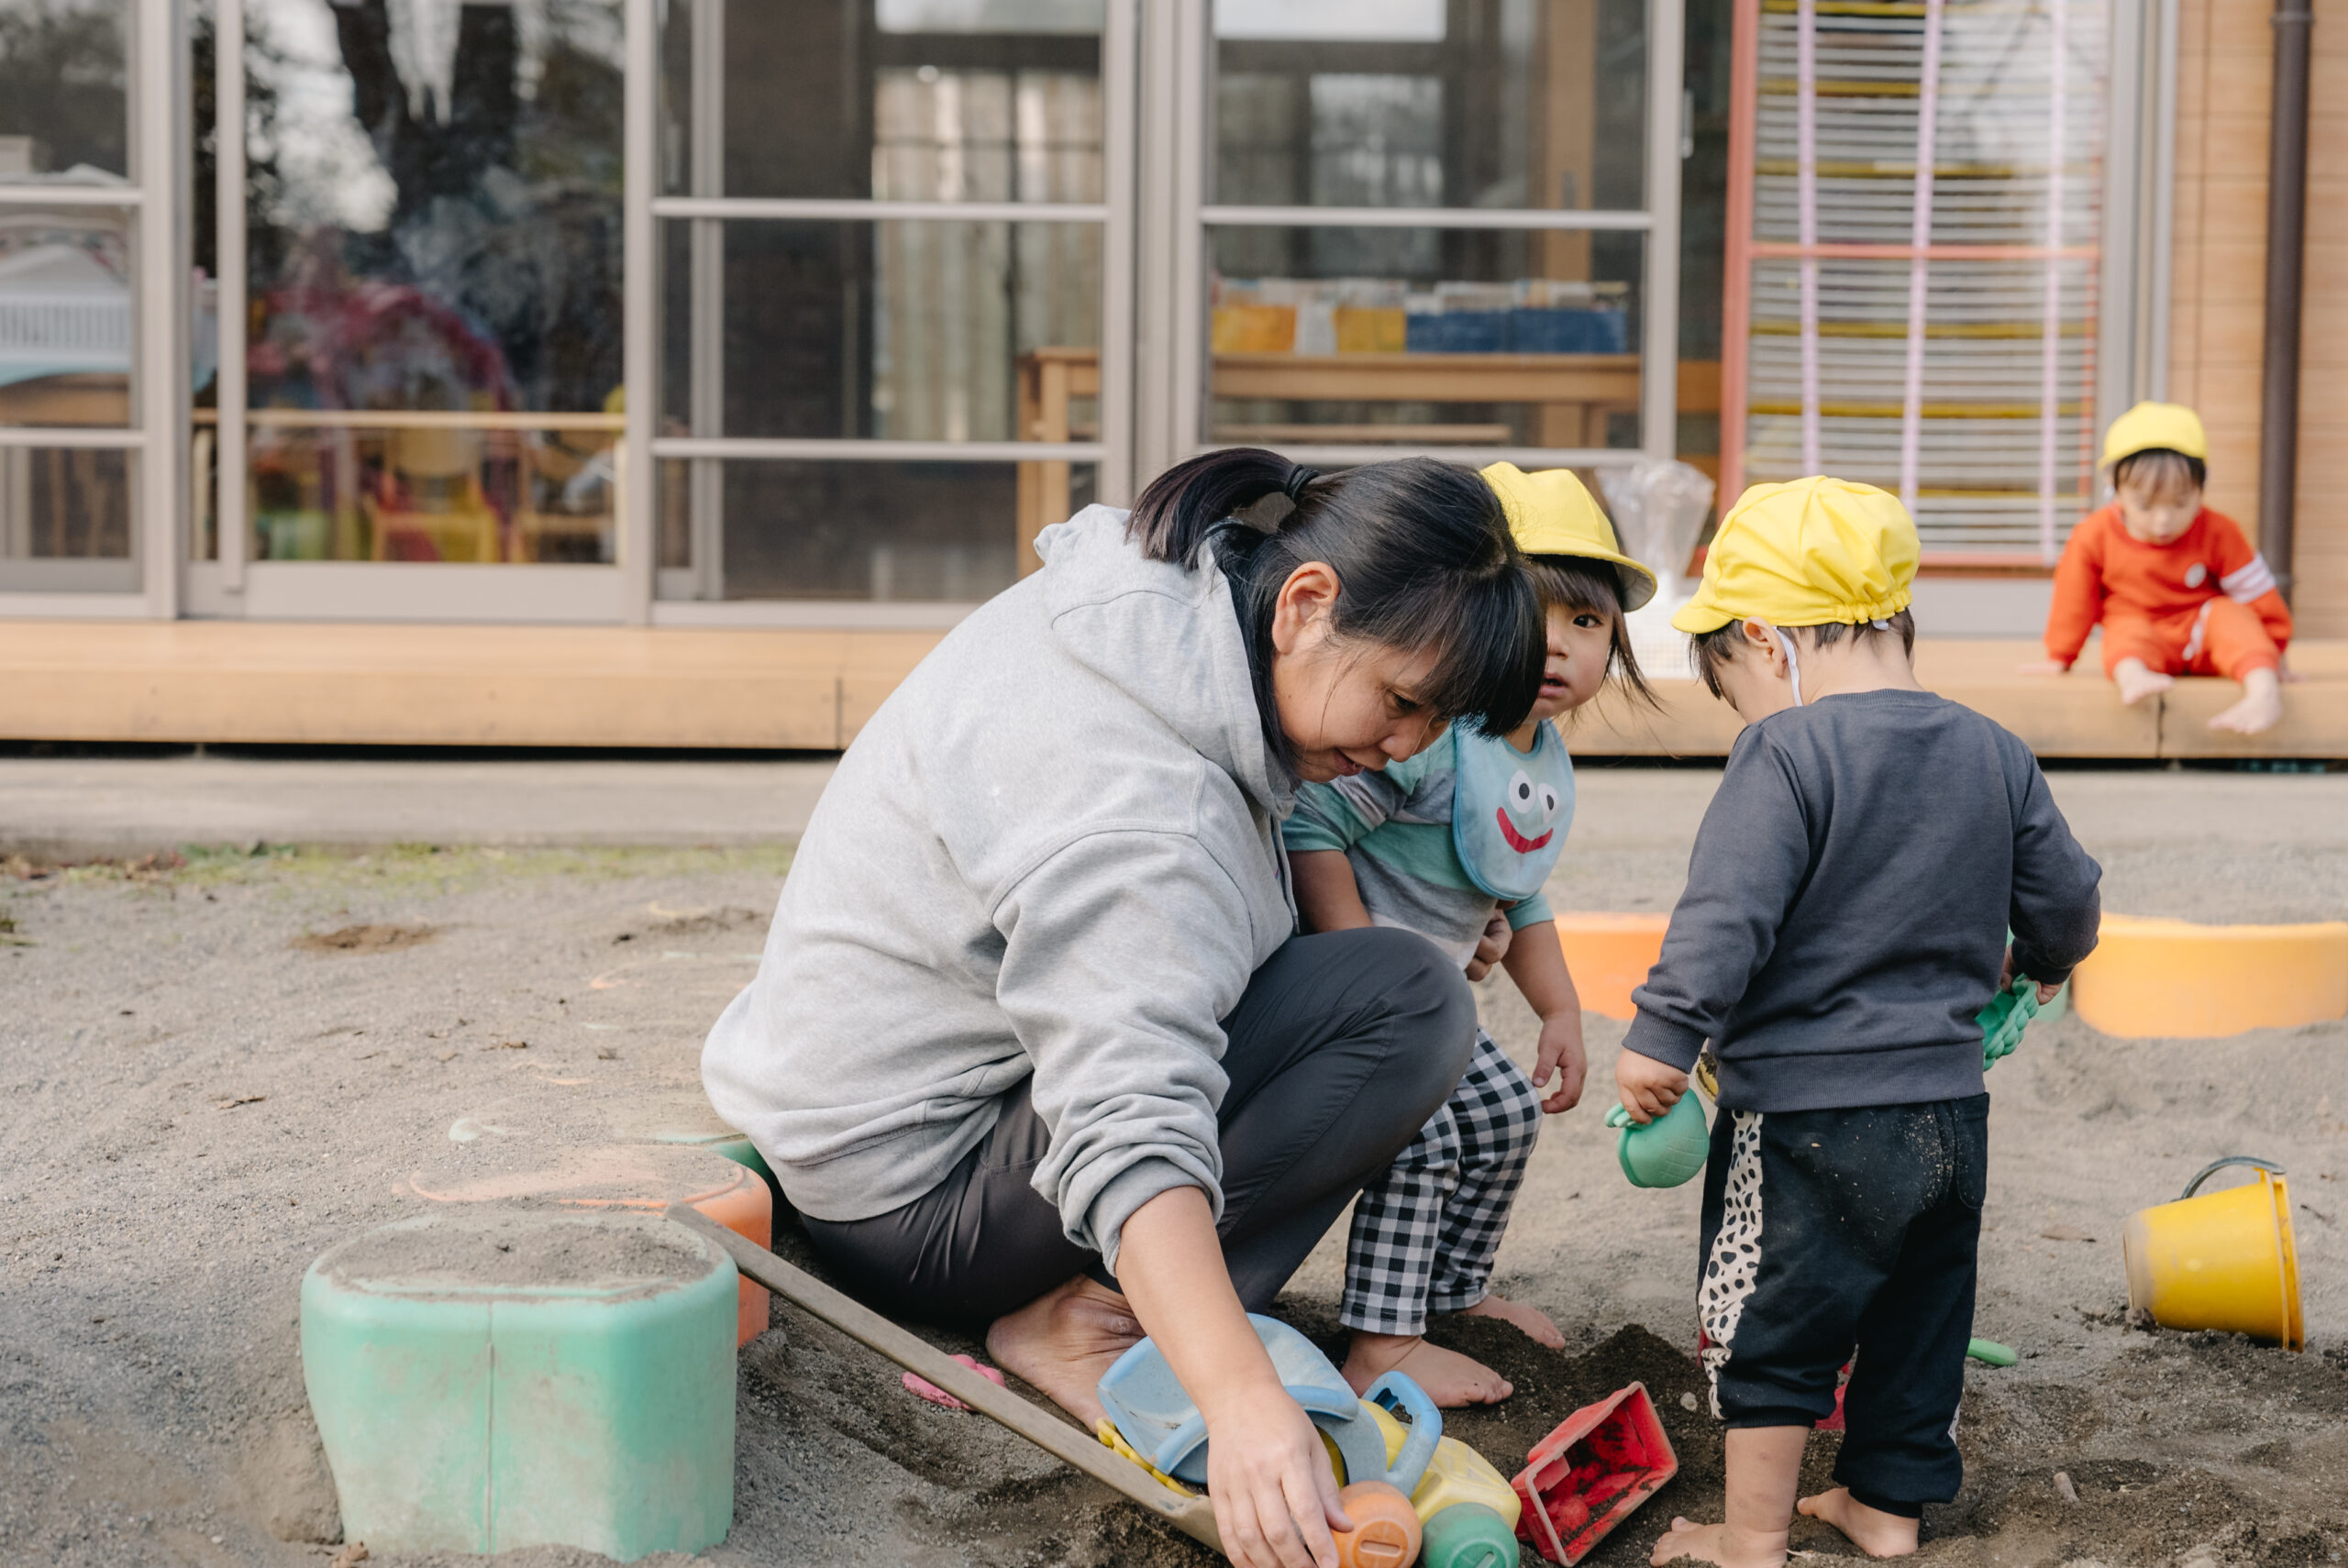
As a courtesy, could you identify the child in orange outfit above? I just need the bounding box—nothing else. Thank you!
[2028,402,2292,734]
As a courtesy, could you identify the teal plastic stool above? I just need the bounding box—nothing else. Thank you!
[302,1211,737,1562]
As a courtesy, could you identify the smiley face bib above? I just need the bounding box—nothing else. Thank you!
[1451,721,1574,900]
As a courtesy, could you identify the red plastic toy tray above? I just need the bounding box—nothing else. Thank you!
[1510,1381,1678,1564]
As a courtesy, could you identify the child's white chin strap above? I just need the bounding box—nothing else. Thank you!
[1769,619,1895,707]
[1769,627,1805,707]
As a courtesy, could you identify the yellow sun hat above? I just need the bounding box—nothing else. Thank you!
[2102,401,2208,467]
[1479,462,1658,612]
[1670,476,1919,635]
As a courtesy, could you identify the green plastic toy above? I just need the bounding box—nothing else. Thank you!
[1966,1337,2018,1366]
[1977,977,2043,1071]
[1605,1091,1711,1188]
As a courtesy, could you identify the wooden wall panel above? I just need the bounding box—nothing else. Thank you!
[2169,0,2348,635]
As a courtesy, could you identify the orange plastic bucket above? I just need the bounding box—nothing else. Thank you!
[1553,914,1668,1021]
[2121,1157,2303,1351]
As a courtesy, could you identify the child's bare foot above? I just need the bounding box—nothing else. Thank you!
[2209,668,2284,734]
[2112,657,2174,706]
[1344,1331,1512,1406]
[1647,1515,1789,1567]
[983,1275,1142,1428]
[1796,1489,1919,1557]
[1459,1291,1567,1349]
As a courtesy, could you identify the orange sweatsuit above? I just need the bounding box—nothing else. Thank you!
[2043,502,2291,680]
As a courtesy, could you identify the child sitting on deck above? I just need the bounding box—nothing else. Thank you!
[1619,476,2102,1565]
[2025,402,2294,735]
[1284,462,1655,1408]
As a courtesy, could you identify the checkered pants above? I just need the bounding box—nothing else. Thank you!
[1340,1029,1543,1335]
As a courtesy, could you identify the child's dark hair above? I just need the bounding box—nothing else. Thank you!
[2113,447,2206,495]
[1523,555,1660,712]
[1127,449,1545,752]
[1688,611,1917,701]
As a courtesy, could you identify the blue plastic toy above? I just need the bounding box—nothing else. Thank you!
[1096,1314,1441,1490]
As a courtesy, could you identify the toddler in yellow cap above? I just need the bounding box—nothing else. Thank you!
[1282,462,1656,1408]
[2022,402,2293,734]
[1616,477,2104,1567]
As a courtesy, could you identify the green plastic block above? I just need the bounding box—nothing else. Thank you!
[301,1211,737,1562]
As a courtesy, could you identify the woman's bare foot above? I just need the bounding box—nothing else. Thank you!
[1796,1489,1919,1557]
[1647,1515,1789,1567]
[983,1275,1143,1429]
[2209,668,2284,734]
[1343,1331,1512,1406]
[2113,657,2175,706]
[1458,1292,1567,1349]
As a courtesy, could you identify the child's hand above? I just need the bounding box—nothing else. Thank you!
[1998,944,2063,1006]
[1463,912,1512,981]
[1532,1010,1587,1113]
[1614,1049,1688,1124]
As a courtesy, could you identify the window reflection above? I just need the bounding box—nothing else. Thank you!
[0,207,132,428]
[0,0,129,181]
[228,0,624,562]
[0,444,133,589]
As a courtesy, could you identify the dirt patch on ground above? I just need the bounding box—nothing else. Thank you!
[294,922,439,955]
[2,795,2343,1568]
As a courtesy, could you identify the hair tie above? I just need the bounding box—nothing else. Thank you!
[1282,466,1320,503]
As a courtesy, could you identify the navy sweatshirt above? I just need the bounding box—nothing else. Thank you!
[1623,689,2102,1112]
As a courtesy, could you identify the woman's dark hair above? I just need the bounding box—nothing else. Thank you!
[1127,448,1545,749]
[1523,555,1660,713]
[1689,610,1918,701]
[2113,448,2206,495]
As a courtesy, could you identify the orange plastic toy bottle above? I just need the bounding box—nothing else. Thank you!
[1335,1481,1423,1568]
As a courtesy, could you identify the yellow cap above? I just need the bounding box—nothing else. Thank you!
[2102,402,2208,467]
[1671,476,1919,635]
[1479,462,1658,612]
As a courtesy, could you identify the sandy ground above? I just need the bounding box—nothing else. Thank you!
[2,768,2345,1567]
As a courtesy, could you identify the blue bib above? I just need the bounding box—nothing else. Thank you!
[1451,722,1574,901]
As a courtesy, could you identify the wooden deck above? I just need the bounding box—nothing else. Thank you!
[2,622,2344,759]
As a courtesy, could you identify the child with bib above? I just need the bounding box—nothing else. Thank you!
[1284,462,1656,1408]
[1617,477,2102,1566]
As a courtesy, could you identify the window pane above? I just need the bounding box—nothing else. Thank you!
[0,443,135,589]
[0,204,133,428]
[659,217,1101,441]
[247,422,616,563]
[241,0,624,419]
[658,457,1093,602]
[1207,229,1644,449]
[1213,0,1646,213]
[0,0,129,181]
[660,1,1101,201]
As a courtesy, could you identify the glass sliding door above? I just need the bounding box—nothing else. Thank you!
[646,0,1131,617]
[0,0,178,613]
[1152,0,1684,473]
[194,0,631,619]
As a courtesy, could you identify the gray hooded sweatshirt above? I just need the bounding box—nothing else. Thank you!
[702,506,1298,1270]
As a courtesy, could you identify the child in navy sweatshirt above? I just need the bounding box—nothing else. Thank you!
[1616,478,2102,1568]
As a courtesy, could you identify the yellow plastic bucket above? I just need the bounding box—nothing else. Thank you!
[2121,1157,2304,1351]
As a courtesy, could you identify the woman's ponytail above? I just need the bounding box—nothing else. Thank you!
[1126,448,1307,563]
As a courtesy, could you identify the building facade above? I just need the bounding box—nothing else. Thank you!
[0,0,2334,679]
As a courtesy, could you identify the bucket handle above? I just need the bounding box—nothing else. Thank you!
[2180,1155,2287,1201]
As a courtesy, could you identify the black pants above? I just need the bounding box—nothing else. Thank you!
[802,928,1479,1327]
[1697,1094,1989,1518]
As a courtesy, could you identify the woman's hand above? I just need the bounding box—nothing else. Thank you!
[1201,1380,1350,1568]
[1533,1009,1587,1113]
[1614,1048,1688,1123]
[1113,1187,1348,1568]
